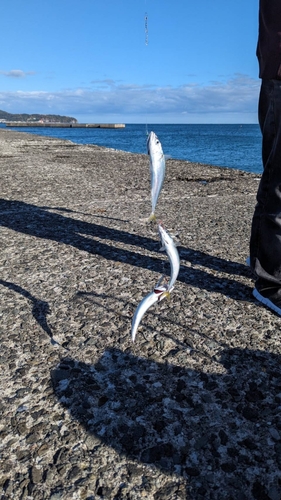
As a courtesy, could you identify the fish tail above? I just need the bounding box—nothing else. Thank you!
[147,212,157,223]
[159,290,171,301]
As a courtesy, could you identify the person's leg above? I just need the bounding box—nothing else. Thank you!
[250,79,281,314]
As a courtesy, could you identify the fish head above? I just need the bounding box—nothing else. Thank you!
[158,223,170,248]
[147,131,163,156]
[154,284,169,302]
[154,284,168,294]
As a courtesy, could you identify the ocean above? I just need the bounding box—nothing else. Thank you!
[1,123,263,174]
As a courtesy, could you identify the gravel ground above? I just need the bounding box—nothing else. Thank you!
[0,128,281,500]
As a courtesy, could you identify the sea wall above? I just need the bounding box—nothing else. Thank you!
[5,122,125,128]
[1,129,280,500]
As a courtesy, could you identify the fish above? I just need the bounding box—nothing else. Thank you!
[147,131,166,222]
[158,223,180,295]
[131,278,168,342]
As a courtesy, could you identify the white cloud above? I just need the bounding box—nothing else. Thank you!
[0,69,35,78]
[0,74,260,123]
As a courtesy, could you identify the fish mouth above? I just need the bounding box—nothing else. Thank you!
[147,131,158,152]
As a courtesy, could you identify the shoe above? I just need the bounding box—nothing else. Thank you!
[253,285,281,316]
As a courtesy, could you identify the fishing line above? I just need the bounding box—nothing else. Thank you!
[144,7,149,137]
[144,11,148,46]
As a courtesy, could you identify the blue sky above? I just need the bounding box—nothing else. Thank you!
[0,0,259,123]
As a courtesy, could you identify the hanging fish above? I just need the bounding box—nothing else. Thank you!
[147,131,166,222]
[158,223,180,295]
[131,278,168,342]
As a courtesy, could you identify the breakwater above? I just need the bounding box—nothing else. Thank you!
[1,128,280,500]
[5,122,125,128]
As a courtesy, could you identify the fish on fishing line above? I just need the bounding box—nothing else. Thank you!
[131,276,170,343]
[147,131,166,223]
[131,224,180,342]
[158,223,180,296]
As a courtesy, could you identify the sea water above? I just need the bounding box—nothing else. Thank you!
[2,123,263,174]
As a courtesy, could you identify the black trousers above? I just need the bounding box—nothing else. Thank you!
[250,79,281,286]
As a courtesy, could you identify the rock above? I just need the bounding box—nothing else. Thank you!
[30,466,43,484]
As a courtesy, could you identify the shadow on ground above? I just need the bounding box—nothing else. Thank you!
[52,347,281,499]
[0,279,56,344]
[0,199,253,301]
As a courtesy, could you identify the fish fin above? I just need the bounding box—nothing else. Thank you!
[159,245,165,252]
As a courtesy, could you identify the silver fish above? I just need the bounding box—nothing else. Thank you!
[158,223,180,293]
[147,131,166,222]
[131,279,168,342]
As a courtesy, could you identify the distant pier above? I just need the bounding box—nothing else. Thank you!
[5,122,125,129]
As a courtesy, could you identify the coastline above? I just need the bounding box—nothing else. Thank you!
[1,129,280,499]
[1,123,263,174]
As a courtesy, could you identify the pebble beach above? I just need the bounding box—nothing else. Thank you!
[1,128,281,500]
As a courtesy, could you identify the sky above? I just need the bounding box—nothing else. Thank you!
[0,0,260,124]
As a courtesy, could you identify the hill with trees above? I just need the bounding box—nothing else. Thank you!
[0,110,77,123]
